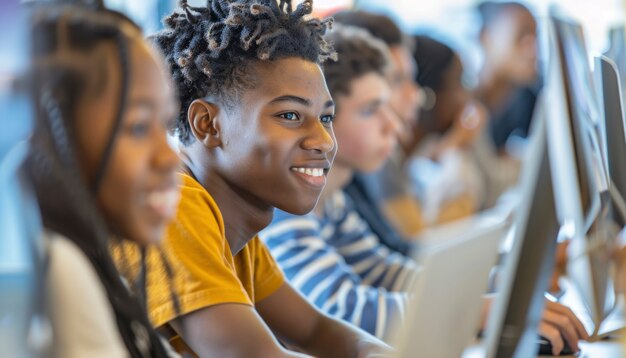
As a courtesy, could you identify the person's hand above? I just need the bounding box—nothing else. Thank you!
[538,299,589,355]
[430,100,488,160]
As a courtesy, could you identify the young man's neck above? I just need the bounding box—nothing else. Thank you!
[477,66,515,113]
[180,147,273,255]
[315,162,353,216]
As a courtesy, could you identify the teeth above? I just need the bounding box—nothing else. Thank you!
[291,167,325,177]
[147,188,180,216]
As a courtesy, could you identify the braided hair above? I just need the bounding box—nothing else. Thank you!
[152,0,335,145]
[25,3,170,357]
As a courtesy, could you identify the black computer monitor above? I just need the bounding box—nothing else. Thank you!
[552,13,620,333]
[605,26,626,100]
[595,55,626,227]
[483,96,560,357]
[552,15,609,219]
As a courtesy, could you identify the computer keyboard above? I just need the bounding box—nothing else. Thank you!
[537,336,578,356]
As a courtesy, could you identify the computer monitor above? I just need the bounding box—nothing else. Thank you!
[551,11,619,333]
[482,96,560,358]
[595,55,626,227]
[552,14,608,220]
[393,210,509,358]
[605,26,626,102]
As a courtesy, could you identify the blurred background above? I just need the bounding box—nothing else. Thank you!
[104,0,626,84]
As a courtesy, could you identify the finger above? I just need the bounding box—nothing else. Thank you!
[541,310,580,352]
[545,301,589,340]
[538,322,564,356]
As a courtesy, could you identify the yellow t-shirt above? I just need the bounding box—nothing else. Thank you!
[114,173,284,354]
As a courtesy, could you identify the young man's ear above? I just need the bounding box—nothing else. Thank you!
[188,99,222,148]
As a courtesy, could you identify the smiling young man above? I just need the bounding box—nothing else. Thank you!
[260,24,416,342]
[129,1,391,357]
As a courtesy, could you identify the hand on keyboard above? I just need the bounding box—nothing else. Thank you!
[538,300,589,355]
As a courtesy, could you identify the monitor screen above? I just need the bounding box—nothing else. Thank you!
[552,12,618,333]
[553,17,609,219]
[485,102,560,357]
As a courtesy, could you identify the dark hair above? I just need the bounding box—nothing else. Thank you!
[413,35,460,135]
[413,35,455,92]
[152,0,335,145]
[25,3,170,357]
[477,1,532,33]
[332,10,404,47]
[322,24,390,102]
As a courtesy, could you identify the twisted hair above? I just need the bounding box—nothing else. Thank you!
[25,3,170,357]
[152,0,336,145]
[322,24,391,103]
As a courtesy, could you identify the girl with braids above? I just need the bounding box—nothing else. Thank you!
[26,2,181,357]
[123,0,392,356]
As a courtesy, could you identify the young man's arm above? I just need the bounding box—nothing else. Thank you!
[256,282,393,358]
[172,283,391,358]
[173,303,310,358]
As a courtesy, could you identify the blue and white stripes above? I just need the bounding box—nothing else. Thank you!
[260,190,418,340]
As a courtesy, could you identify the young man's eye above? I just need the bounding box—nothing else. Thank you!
[278,112,300,121]
[320,114,335,124]
[125,120,151,137]
[361,106,377,117]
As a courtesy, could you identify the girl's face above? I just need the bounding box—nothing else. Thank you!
[333,72,400,173]
[74,36,180,245]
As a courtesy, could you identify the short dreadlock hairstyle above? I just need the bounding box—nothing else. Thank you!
[152,0,336,145]
[322,24,391,103]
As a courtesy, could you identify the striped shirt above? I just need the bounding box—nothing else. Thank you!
[259,190,419,340]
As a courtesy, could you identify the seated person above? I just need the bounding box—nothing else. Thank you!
[476,1,541,151]
[117,1,391,357]
[471,1,538,208]
[332,10,424,249]
[25,3,181,357]
[260,24,589,355]
[262,24,415,341]
[405,35,488,223]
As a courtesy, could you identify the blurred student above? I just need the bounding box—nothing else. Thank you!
[25,2,181,357]
[333,10,425,248]
[118,1,391,357]
[405,35,488,224]
[476,1,540,151]
[334,11,479,237]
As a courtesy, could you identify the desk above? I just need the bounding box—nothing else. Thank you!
[463,279,625,358]
[563,339,623,357]
[464,338,623,357]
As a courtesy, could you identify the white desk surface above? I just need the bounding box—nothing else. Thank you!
[464,339,623,357]
[464,277,625,357]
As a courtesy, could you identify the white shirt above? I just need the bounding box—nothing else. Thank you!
[47,232,128,358]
